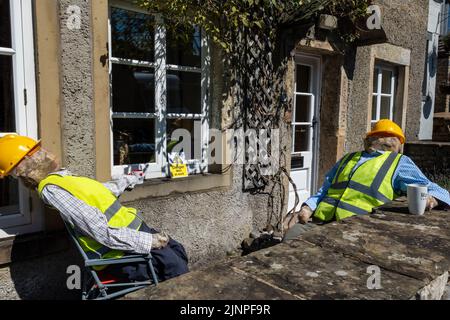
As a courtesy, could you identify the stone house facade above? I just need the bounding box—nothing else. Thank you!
[0,0,434,299]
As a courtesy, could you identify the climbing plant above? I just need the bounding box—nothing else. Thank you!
[137,0,370,50]
[137,0,371,232]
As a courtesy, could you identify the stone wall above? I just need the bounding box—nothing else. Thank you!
[433,114,450,142]
[124,167,270,268]
[318,54,348,185]
[345,0,428,152]
[59,0,96,178]
[346,45,373,152]
[378,0,428,141]
[404,141,450,190]
[436,55,450,114]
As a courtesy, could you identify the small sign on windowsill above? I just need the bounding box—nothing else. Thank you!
[169,152,188,179]
[170,163,188,178]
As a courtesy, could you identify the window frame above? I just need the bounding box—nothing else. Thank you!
[108,0,210,180]
[372,65,397,124]
[0,0,41,235]
[292,62,316,155]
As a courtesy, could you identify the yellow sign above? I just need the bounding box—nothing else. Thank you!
[170,163,188,178]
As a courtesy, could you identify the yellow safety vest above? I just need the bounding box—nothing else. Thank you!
[314,151,402,222]
[38,174,143,270]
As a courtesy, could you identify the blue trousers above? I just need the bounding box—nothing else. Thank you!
[108,223,189,282]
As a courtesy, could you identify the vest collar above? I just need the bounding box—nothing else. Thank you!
[48,169,72,177]
[363,150,385,157]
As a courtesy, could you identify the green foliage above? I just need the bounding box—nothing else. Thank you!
[136,0,370,52]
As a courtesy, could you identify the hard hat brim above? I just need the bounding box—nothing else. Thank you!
[366,131,405,144]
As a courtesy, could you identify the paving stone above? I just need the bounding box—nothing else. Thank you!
[124,264,297,300]
[231,241,423,300]
[299,209,450,282]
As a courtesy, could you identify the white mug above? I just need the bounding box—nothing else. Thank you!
[407,184,428,215]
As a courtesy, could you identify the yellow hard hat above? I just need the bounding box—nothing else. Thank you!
[0,134,40,179]
[367,119,405,144]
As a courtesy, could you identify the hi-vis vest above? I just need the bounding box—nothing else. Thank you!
[38,174,143,270]
[314,151,402,222]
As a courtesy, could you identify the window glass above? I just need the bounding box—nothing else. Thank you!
[446,5,450,35]
[0,51,17,218]
[112,64,155,113]
[113,118,156,166]
[111,7,154,62]
[0,178,19,217]
[166,26,201,68]
[381,70,393,94]
[380,96,391,119]
[167,70,201,114]
[295,95,312,123]
[373,66,397,122]
[291,154,304,169]
[373,69,379,93]
[167,119,201,160]
[296,65,311,93]
[294,125,311,152]
[0,55,15,132]
[372,96,378,121]
[0,0,11,48]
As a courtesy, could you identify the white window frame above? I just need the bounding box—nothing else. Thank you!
[0,0,41,235]
[292,58,321,155]
[439,1,449,36]
[108,0,210,180]
[372,65,397,124]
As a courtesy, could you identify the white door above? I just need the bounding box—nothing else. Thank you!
[288,54,321,213]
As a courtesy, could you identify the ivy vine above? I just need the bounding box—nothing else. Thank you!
[137,0,370,49]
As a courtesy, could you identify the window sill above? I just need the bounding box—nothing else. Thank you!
[0,231,70,266]
[119,171,233,203]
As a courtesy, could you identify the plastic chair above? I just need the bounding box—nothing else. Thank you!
[62,220,158,300]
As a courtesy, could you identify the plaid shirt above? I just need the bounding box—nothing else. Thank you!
[40,170,153,254]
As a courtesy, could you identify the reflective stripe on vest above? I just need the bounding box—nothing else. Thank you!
[314,151,402,222]
[38,174,143,269]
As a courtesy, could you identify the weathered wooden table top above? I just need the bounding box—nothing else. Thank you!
[125,198,450,300]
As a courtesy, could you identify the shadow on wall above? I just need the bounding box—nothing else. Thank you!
[8,237,82,300]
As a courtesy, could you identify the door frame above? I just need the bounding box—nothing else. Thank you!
[292,53,322,195]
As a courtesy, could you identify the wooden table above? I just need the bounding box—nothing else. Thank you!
[125,198,450,300]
